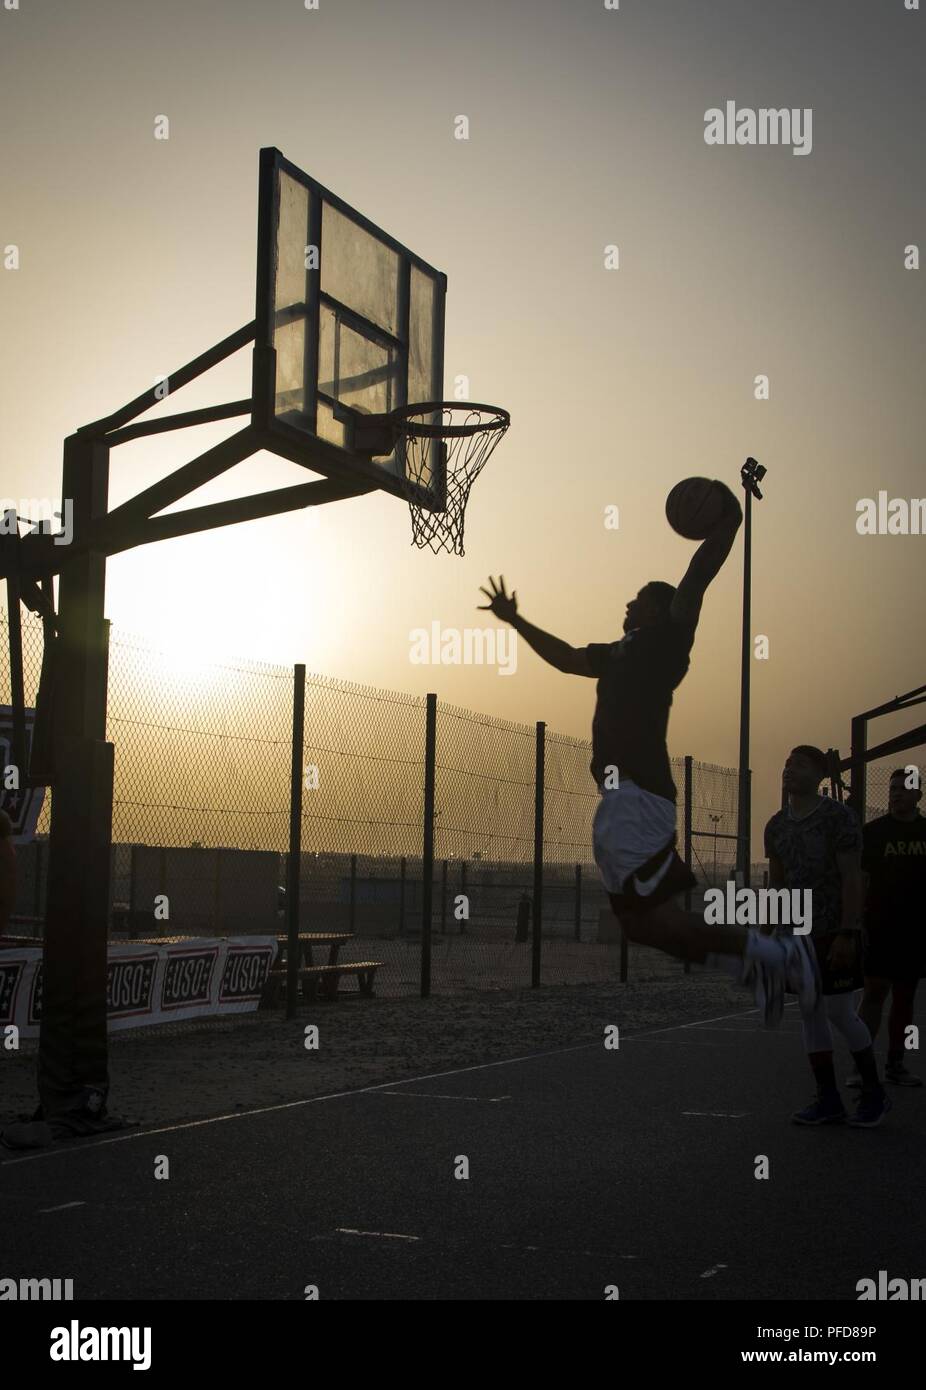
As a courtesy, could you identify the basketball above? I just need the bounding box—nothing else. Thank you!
[665,477,726,540]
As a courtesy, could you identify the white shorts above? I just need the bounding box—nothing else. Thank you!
[592,781,678,898]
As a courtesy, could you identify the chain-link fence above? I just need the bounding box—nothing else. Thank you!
[688,760,741,887]
[3,615,741,996]
[855,750,925,825]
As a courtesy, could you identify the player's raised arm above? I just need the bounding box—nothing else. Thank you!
[478,575,594,675]
[669,482,743,627]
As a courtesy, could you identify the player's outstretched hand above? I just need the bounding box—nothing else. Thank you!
[478,575,519,624]
[712,480,743,526]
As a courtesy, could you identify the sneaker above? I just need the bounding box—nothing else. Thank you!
[45,1087,123,1140]
[847,1086,892,1128]
[885,1062,923,1088]
[0,1120,54,1151]
[844,1071,863,1089]
[792,1090,847,1125]
[752,956,785,1028]
[780,935,819,1014]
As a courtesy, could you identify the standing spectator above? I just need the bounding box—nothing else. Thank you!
[765,745,889,1127]
[850,768,926,1088]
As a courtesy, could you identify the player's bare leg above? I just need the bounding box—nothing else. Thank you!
[619,899,749,966]
[613,893,817,1026]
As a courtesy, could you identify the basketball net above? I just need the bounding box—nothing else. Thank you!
[394,403,510,557]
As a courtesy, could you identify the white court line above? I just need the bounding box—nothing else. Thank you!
[333,1231,639,1259]
[0,1003,771,1167]
[337,1228,420,1242]
[683,1025,798,1036]
[0,1041,599,1166]
[38,1201,87,1213]
[379,1092,511,1102]
[682,1111,748,1118]
[629,1002,800,1039]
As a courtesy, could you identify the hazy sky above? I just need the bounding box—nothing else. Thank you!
[1,0,923,854]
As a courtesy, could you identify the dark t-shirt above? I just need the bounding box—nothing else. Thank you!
[585,620,695,802]
[764,799,862,937]
[861,813,926,930]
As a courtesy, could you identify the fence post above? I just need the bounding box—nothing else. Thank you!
[128,843,138,939]
[398,856,406,936]
[349,853,357,933]
[849,715,867,824]
[213,848,222,935]
[36,837,46,924]
[746,769,752,884]
[459,860,467,934]
[285,663,306,1020]
[532,721,545,988]
[824,748,842,803]
[158,846,167,937]
[440,859,448,935]
[421,693,437,998]
[683,755,693,975]
[574,863,581,942]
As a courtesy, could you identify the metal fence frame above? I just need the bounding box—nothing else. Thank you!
[824,683,926,822]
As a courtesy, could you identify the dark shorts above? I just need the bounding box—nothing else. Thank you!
[812,932,864,996]
[608,845,697,917]
[863,925,925,984]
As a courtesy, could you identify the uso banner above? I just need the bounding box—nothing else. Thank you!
[0,936,278,1041]
[0,704,46,843]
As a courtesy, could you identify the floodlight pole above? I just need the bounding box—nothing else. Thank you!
[736,458,766,890]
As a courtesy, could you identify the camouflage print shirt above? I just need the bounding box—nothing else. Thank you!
[764,798,862,937]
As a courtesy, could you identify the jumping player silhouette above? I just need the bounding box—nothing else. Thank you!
[479,478,816,1024]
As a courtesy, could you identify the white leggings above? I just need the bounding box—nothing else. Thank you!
[802,993,871,1054]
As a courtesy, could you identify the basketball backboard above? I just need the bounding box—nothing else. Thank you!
[252,147,446,508]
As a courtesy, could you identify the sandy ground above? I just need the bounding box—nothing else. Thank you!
[2,956,746,1132]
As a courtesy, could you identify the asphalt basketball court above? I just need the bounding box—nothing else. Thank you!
[5,994,924,1302]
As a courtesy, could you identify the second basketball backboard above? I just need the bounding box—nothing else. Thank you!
[252,148,446,507]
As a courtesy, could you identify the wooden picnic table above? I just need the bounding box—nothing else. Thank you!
[275,932,353,968]
[266,933,383,1004]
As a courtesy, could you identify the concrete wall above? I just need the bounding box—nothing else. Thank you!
[128,846,280,936]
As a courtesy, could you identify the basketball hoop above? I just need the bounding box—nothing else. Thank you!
[394,402,510,557]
